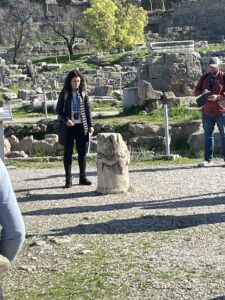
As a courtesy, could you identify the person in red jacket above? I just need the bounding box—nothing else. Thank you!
[194,57,225,167]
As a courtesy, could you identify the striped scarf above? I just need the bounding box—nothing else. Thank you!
[78,91,88,136]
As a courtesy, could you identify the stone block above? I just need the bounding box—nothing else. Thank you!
[123,87,139,110]
[129,123,164,137]
[149,40,194,54]
[188,130,222,151]
[138,80,162,104]
[96,133,130,194]
[16,136,34,152]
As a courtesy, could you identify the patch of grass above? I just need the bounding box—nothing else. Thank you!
[32,52,97,72]
[91,101,122,112]
[12,105,57,118]
[195,43,225,52]
[5,155,201,169]
[31,49,148,72]
[12,105,44,118]
[154,270,182,282]
[35,34,64,46]
[94,105,201,126]
[5,160,63,169]
[149,105,201,122]
[9,86,19,94]
[27,150,64,157]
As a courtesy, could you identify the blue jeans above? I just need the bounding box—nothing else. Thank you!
[202,112,225,162]
[0,159,25,262]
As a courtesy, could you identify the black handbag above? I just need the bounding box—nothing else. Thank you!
[196,91,212,107]
[58,119,68,146]
[58,91,68,146]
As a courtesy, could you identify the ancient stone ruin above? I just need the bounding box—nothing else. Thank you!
[139,40,202,97]
[148,0,225,43]
[121,40,202,111]
[96,133,130,194]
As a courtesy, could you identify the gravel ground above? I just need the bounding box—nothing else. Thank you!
[3,162,225,299]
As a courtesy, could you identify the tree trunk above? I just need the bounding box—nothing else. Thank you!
[67,42,73,55]
[149,0,153,11]
[13,47,18,64]
[13,27,23,64]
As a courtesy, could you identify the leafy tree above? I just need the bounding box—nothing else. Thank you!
[81,0,117,51]
[115,2,147,50]
[82,0,147,51]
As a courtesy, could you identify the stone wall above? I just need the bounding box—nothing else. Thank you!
[148,0,225,42]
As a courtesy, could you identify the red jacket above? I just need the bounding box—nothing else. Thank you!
[194,70,225,115]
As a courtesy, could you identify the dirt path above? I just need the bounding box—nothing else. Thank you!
[3,163,225,299]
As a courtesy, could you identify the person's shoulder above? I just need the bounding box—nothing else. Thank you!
[59,90,64,97]
[59,89,69,98]
[216,71,225,79]
[202,72,210,78]
[197,73,209,81]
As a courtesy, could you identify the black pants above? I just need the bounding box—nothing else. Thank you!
[64,124,87,178]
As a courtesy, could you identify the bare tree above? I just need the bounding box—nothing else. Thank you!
[47,6,81,55]
[0,0,40,63]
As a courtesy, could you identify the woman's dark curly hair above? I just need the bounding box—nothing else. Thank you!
[63,70,86,93]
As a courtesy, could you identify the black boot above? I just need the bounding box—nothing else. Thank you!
[78,155,92,185]
[79,176,92,185]
[65,176,72,188]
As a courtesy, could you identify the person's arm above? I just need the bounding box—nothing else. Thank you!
[208,73,225,101]
[56,91,69,123]
[194,75,206,96]
[0,159,25,262]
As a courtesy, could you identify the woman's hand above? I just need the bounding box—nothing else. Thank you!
[88,127,94,136]
[66,120,74,126]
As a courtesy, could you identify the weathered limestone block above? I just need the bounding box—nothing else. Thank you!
[5,151,28,158]
[15,136,34,152]
[33,140,55,153]
[43,64,62,71]
[4,139,11,153]
[144,41,202,96]
[123,87,139,110]
[171,121,201,138]
[187,130,222,151]
[7,135,19,151]
[44,134,59,144]
[138,80,163,104]
[96,133,130,194]
[129,123,164,137]
[3,92,17,101]
[18,89,33,100]
[128,136,164,150]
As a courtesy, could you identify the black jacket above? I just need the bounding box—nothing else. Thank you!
[56,90,93,136]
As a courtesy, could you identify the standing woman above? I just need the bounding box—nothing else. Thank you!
[57,70,94,188]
